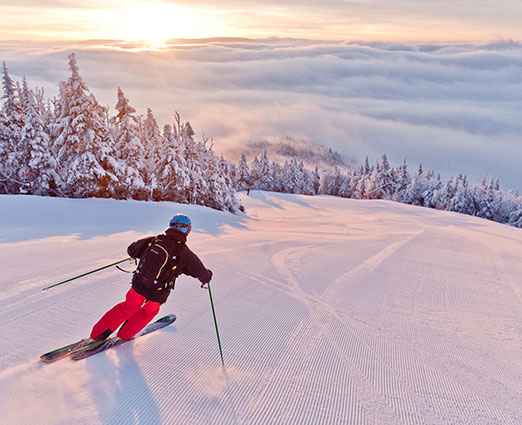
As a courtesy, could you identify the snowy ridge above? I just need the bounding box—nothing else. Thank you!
[0,192,521,424]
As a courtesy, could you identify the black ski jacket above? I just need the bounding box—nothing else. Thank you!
[127,228,212,304]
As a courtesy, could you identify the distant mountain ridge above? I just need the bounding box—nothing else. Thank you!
[224,137,356,172]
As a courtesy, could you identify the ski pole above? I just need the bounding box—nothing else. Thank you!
[207,283,225,368]
[42,257,132,291]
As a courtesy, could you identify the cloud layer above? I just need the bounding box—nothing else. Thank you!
[2,38,521,189]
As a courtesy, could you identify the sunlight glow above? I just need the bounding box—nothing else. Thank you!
[101,2,222,45]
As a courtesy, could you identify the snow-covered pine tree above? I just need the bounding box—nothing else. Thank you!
[235,153,251,191]
[252,150,273,191]
[110,87,147,199]
[433,176,456,210]
[469,178,486,216]
[219,153,234,190]
[363,156,371,176]
[12,78,32,192]
[0,62,24,193]
[250,155,260,188]
[299,161,315,195]
[311,166,320,195]
[326,167,344,196]
[422,169,442,209]
[367,154,393,200]
[52,53,116,198]
[157,122,189,202]
[449,175,473,215]
[507,190,522,228]
[20,79,57,195]
[181,121,195,143]
[282,158,306,194]
[479,178,505,222]
[338,171,351,198]
[353,173,368,199]
[182,138,208,205]
[404,164,428,206]
[281,160,293,193]
[201,149,238,211]
[393,158,410,202]
[353,157,372,199]
[270,160,283,192]
[218,152,240,206]
[338,170,356,198]
[141,108,164,199]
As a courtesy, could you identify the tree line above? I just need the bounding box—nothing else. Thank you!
[0,54,238,211]
[237,151,522,228]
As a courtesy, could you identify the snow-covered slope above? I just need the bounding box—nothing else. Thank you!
[1,192,521,425]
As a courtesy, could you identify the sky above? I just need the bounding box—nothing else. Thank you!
[2,1,522,43]
[1,1,521,189]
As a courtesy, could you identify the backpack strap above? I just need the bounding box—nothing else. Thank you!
[150,241,170,283]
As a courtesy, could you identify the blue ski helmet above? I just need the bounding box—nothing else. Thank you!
[169,214,192,235]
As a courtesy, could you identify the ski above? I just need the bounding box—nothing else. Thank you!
[70,314,177,361]
[40,314,176,363]
[40,339,95,363]
[70,337,128,360]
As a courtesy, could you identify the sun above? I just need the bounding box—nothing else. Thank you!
[107,2,218,45]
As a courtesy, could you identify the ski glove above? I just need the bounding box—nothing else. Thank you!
[200,269,213,288]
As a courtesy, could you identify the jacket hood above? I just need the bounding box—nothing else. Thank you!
[165,228,187,243]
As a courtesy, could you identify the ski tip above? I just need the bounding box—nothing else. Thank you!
[159,314,176,323]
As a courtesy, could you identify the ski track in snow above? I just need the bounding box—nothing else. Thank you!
[1,192,522,424]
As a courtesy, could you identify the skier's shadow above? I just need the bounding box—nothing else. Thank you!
[85,343,161,424]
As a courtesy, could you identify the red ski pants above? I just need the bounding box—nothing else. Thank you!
[90,287,161,340]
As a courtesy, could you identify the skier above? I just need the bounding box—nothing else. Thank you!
[89,214,212,342]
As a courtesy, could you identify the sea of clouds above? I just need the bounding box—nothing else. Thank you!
[1,38,521,189]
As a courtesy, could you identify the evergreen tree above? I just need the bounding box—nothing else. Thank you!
[393,158,410,202]
[270,160,283,192]
[368,154,393,199]
[479,178,505,222]
[219,153,234,190]
[433,177,456,210]
[363,156,371,175]
[111,87,147,199]
[202,151,238,211]
[325,167,344,196]
[405,164,428,206]
[355,173,370,199]
[181,121,195,143]
[0,62,24,193]
[141,108,164,198]
[423,169,442,209]
[311,166,321,195]
[250,155,260,188]
[52,53,115,198]
[158,122,189,202]
[300,161,315,195]
[507,190,522,228]
[281,158,302,194]
[449,175,473,214]
[338,171,352,198]
[235,153,251,191]
[253,150,273,190]
[20,79,57,195]
[182,139,208,205]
